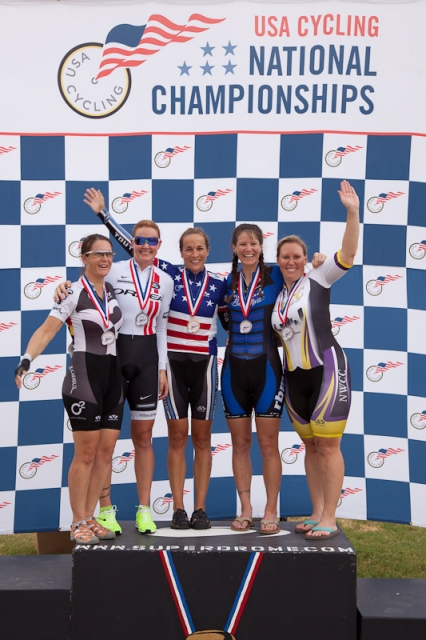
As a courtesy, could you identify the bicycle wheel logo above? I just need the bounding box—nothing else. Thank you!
[23,192,61,214]
[409,240,426,260]
[410,411,426,430]
[281,443,305,464]
[325,145,362,167]
[366,191,404,214]
[19,454,60,479]
[281,188,317,211]
[153,490,190,514]
[112,450,135,473]
[366,361,403,382]
[24,276,62,300]
[367,447,404,468]
[154,145,190,168]
[111,190,148,214]
[365,274,402,296]
[196,189,232,212]
[331,315,360,336]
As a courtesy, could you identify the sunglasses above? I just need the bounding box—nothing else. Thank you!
[84,250,115,258]
[133,236,160,246]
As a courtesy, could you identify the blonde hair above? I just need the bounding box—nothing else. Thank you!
[276,235,308,259]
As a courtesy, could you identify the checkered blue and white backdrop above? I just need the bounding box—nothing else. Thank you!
[1,0,426,533]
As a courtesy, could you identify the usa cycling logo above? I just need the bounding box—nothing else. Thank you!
[409,240,426,260]
[58,14,224,118]
[211,443,231,456]
[112,450,135,473]
[325,145,362,167]
[281,188,317,211]
[23,191,61,215]
[366,274,402,296]
[24,275,62,300]
[367,447,404,468]
[366,360,403,382]
[19,454,59,479]
[410,410,426,430]
[196,188,232,212]
[69,238,83,258]
[0,145,16,155]
[331,315,360,336]
[337,486,362,507]
[22,365,62,390]
[366,191,404,213]
[153,489,190,515]
[154,145,190,168]
[0,501,12,509]
[0,321,17,333]
[112,190,148,214]
[281,442,305,464]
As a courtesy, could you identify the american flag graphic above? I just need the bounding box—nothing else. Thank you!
[288,188,318,202]
[27,454,60,471]
[0,501,12,509]
[159,490,190,506]
[289,443,305,456]
[211,443,231,456]
[0,145,16,155]
[31,191,62,205]
[374,191,404,204]
[340,487,362,498]
[332,315,360,328]
[417,240,426,250]
[30,365,62,381]
[163,145,191,159]
[417,411,426,422]
[217,357,224,366]
[215,272,230,278]
[32,275,62,291]
[118,450,135,464]
[0,321,17,332]
[262,231,274,238]
[333,145,363,157]
[205,188,232,203]
[96,14,225,80]
[119,190,148,203]
[374,274,402,286]
[374,361,404,374]
[375,447,404,460]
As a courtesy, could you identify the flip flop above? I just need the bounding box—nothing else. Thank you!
[294,519,319,534]
[259,518,280,535]
[305,526,340,541]
[230,516,254,532]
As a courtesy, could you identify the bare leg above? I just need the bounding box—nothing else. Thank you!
[307,436,344,537]
[295,436,324,532]
[191,419,213,510]
[68,430,99,523]
[167,418,189,511]
[228,417,253,528]
[85,429,119,517]
[256,416,281,532]
[131,419,155,506]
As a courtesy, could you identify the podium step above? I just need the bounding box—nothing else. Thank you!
[71,520,357,640]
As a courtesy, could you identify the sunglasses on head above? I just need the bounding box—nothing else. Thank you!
[133,236,160,246]
[84,250,115,258]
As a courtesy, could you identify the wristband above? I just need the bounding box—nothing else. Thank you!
[22,353,32,362]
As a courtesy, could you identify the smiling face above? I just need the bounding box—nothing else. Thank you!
[232,231,262,270]
[277,241,308,286]
[181,233,209,274]
[82,238,114,282]
[131,225,161,269]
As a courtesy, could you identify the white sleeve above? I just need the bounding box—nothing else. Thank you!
[49,288,77,322]
[308,253,350,288]
[156,273,174,370]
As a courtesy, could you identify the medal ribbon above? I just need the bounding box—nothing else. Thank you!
[238,267,260,319]
[182,268,209,318]
[129,259,154,311]
[81,276,109,329]
[277,274,306,325]
[159,549,263,636]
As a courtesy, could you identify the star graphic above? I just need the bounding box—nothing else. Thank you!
[201,41,215,56]
[206,300,214,307]
[182,295,187,302]
[196,281,202,287]
[223,60,237,75]
[172,292,177,299]
[210,284,217,291]
[201,61,214,76]
[223,41,237,55]
[175,274,182,282]
[160,262,168,270]
[178,61,192,76]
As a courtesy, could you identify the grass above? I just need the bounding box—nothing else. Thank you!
[1,521,426,579]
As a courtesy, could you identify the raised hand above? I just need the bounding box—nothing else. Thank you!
[83,188,105,214]
[337,180,359,213]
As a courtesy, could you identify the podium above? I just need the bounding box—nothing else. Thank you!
[71,521,357,640]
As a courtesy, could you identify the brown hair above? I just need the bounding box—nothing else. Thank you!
[229,223,266,295]
[276,235,308,259]
[81,234,113,256]
[132,219,161,239]
[179,227,210,251]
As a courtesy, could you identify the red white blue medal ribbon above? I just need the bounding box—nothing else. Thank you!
[159,549,263,637]
[81,275,109,329]
[238,267,260,319]
[129,259,154,311]
[277,274,306,325]
[182,268,209,318]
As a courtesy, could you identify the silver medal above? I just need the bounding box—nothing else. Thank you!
[135,311,148,327]
[240,320,253,334]
[101,331,115,346]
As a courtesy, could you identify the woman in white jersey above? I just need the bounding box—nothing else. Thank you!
[16,234,124,544]
[272,180,359,540]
